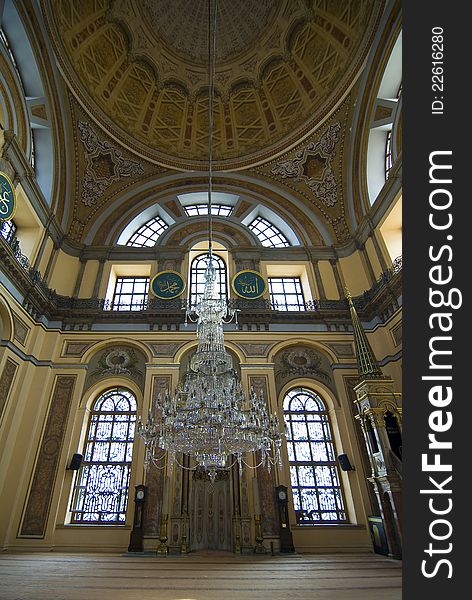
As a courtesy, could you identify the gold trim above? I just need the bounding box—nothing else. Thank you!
[150,270,186,299]
[0,171,17,221]
[231,269,267,299]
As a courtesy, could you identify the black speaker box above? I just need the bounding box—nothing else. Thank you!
[338,453,354,471]
[68,453,83,470]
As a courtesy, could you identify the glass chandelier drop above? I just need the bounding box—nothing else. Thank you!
[137,0,282,482]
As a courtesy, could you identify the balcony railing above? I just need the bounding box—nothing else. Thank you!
[0,232,402,329]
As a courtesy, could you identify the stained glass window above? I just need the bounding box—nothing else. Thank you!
[0,220,17,243]
[283,387,347,524]
[70,388,137,524]
[248,216,290,247]
[112,277,149,311]
[126,216,168,247]
[189,253,227,305]
[269,277,306,311]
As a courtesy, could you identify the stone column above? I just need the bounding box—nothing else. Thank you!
[72,258,87,298]
[311,259,326,299]
[329,258,345,298]
[92,258,106,299]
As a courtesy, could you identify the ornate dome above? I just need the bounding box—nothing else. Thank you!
[43,0,383,170]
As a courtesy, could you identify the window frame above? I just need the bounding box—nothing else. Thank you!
[112,276,150,311]
[283,387,347,525]
[248,216,291,248]
[189,252,228,305]
[183,204,233,217]
[126,216,168,247]
[268,276,306,311]
[69,387,137,525]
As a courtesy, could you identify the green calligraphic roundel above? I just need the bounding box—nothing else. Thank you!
[0,172,16,221]
[231,270,267,299]
[150,270,186,299]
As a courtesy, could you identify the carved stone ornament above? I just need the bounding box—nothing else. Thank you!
[89,346,144,386]
[78,121,144,207]
[276,347,331,384]
[270,122,341,207]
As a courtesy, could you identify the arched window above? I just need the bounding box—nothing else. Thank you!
[70,388,137,524]
[248,216,290,247]
[283,387,347,524]
[189,253,227,305]
[126,216,168,247]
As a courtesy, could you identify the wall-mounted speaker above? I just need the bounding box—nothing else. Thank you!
[338,453,354,471]
[67,453,83,470]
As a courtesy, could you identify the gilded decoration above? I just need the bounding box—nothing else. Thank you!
[68,96,167,243]
[252,99,352,244]
[43,0,383,169]
[271,122,341,208]
[78,121,144,207]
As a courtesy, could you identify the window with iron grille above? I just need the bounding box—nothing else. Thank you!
[248,216,290,247]
[189,253,227,306]
[284,388,347,524]
[0,220,17,244]
[385,130,393,179]
[70,388,137,524]
[112,277,149,311]
[184,204,233,217]
[127,216,168,247]
[268,277,305,311]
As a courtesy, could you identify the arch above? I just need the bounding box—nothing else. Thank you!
[69,386,138,524]
[80,338,152,365]
[346,1,402,228]
[269,339,337,365]
[86,171,330,248]
[1,1,56,202]
[0,295,14,342]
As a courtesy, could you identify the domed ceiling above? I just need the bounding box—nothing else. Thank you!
[43,0,383,171]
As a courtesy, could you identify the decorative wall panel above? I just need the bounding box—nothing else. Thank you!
[19,375,76,538]
[250,375,279,537]
[0,359,18,423]
[142,376,171,536]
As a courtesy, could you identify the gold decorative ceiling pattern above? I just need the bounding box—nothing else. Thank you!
[43,0,383,170]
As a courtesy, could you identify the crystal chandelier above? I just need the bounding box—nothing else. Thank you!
[138,0,282,482]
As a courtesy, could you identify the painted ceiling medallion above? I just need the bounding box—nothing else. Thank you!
[44,0,383,170]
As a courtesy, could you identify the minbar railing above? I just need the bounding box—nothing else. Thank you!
[0,232,402,330]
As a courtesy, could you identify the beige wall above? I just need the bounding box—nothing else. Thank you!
[0,285,402,553]
[339,251,371,296]
[48,250,80,296]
